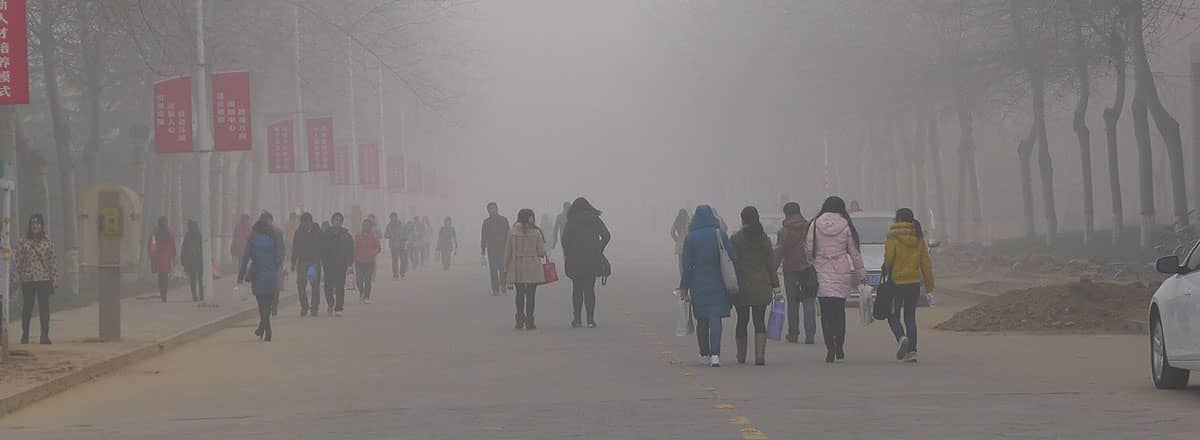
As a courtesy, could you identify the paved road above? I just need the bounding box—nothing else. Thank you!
[3,249,1200,439]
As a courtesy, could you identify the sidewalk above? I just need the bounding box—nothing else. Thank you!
[0,276,290,416]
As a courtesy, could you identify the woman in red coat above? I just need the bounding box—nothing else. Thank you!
[149,216,177,302]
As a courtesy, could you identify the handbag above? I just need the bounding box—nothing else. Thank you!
[542,258,559,284]
[675,298,695,337]
[766,299,786,341]
[872,267,896,321]
[716,230,739,295]
[599,255,612,286]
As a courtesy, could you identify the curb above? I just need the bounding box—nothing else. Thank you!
[0,294,296,418]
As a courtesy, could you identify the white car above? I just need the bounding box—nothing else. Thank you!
[1149,247,1200,389]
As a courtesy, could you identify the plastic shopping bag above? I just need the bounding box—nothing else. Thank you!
[675,296,694,337]
[859,283,874,327]
[767,300,786,341]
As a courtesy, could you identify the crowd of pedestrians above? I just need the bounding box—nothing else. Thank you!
[678,196,936,367]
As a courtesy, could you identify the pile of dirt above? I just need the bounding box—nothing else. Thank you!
[936,280,1156,333]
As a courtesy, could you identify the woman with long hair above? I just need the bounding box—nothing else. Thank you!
[237,212,284,341]
[883,208,936,363]
[504,209,547,330]
[731,206,780,365]
[807,196,866,363]
[354,218,382,304]
[679,205,734,367]
[14,214,57,344]
[180,220,204,301]
[148,216,177,302]
[671,208,690,256]
[438,217,458,270]
[561,197,611,328]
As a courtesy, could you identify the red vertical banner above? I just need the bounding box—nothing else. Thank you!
[267,119,295,173]
[153,76,193,153]
[212,71,252,151]
[358,143,381,188]
[387,155,405,193]
[305,117,333,171]
[0,0,30,105]
[330,144,350,185]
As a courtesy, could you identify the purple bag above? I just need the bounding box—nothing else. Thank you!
[767,300,786,341]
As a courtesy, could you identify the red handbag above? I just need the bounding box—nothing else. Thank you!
[542,258,559,284]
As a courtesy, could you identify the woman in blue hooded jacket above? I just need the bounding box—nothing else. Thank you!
[238,212,285,342]
[679,205,735,367]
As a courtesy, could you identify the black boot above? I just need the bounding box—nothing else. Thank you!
[20,320,30,344]
[515,314,525,330]
[264,327,272,342]
[826,351,835,363]
[524,316,536,330]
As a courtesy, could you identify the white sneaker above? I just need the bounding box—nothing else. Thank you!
[710,355,721,367]
[334,311,344,317]
[904,352,918,363]
[896,337,911,361]
[363,298,371,304]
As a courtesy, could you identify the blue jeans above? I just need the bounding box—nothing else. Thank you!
[696,317,723,356]
[887,283,921,352]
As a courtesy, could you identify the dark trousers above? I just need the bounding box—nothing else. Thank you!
[296,261,321,313]
[324,265,348,311]
[391,246,408,278]
[411,245,423,269]
[696,317,723,356]
[571,276,597,323]
[783,270,817,340]
[887,283,921,352]
[356,262,376,299]
[440,250,452,270]
[20,281,52,341]
[157,272,169,301]
[735,304,768,338]
[187,270,205,301]
[515,283,537,320]
[486,249,504,293]
[255,293,273,337]
[818,297,847,353]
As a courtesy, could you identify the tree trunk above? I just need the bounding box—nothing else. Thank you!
[1070,3,1094,246]
[927,112,948,241]
[37,7,80,295]
[1011,0,1057,245]
[1103,19,1126,246]
[1018,125,1037,242]
[912,114,929,222]
[1129,3,1187,229]
[79,0,102,188]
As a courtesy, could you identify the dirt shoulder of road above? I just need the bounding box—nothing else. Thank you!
[936,280,1154,334]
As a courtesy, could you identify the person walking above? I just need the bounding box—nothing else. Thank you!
[410,216,425,271]
[237,212,285,341]
[883,208,936,363]
[553,201,570,251]
[774,202,817,344]
[421,216,434,266]
[291,212,324,317]
[384,212,409,279]
[671,208,690,271]
[504,209,548,330]
[540,212,555,252]
[678,205,733,367]
[180,220,204,302]
[148,216,177,302]
[355,218,382,304]
[807,196,866,363]
[437,217,458,270]
[14,214,57,345]
[322,212,355,316]
[561,197,611,328]
[231,214,252,262]
[481,202,510,295]
[730,206,780,365]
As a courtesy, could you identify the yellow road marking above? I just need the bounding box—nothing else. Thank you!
[741,427,768,439]
[728,416,750,425]
[715,404,735,410]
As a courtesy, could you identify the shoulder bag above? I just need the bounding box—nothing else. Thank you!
[716,230,739,295]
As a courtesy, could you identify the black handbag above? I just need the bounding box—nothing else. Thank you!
[872,267,895,321]
[599,255,612,286]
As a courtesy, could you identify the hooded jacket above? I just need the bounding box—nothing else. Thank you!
[504,223,547,284]
[731,227,779,306]
[321,225,356,269]
[805,213,866,299]
[679,205,734,319]
[238,230,284,297]
[773,215,811,272]
[560,204,611,280]
[883,222,935,292]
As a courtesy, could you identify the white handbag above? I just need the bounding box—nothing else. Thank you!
[716,230,739,295]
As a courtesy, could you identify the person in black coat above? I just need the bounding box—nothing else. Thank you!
[480,202,510,295]
[321,212,356,316]
[179,220,204,302]
[291,212,324,317]
[561,197,611,328]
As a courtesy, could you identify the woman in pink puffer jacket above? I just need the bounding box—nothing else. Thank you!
[805,196,866,363]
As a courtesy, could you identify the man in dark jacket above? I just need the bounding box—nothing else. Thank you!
[291,212,323,317]
[773,202,817,344]
[384,212,409,279]
[322,212,356,316]
[480,202,510,295]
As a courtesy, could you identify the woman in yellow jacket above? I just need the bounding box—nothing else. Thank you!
[882,208,935,363]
